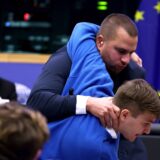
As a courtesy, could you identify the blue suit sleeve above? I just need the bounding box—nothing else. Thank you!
[65,22,114,97]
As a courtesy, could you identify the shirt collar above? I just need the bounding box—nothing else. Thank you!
[106,127,118,139]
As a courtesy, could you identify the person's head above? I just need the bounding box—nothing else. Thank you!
[113,79,160,142]
[96,13,138,73]
[0,102,49,160]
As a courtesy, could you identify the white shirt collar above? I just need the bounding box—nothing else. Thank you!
[106,127,118,139]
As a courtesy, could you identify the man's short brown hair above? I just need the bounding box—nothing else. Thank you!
[113,79,160,118]
[99,13,138,41]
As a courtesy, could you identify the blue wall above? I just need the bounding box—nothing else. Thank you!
[0,62,43,89]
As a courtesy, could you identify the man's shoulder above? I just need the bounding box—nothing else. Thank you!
[125,60,146,79]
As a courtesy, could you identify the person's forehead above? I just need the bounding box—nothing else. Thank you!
[115,27,136,40]
[137,112,156,123]
[111,29,137,49]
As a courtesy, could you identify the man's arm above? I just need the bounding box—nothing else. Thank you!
[27,46,76,122]
[27,46,119,127]
[26,47,120,130]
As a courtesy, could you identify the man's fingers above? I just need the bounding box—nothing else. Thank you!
[100,117,106,128]
[105,107,119,130]
[110,112,119,130]
[104,114,112,128]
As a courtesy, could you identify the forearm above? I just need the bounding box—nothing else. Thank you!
[27,91,76,122]
[26,46,78,121]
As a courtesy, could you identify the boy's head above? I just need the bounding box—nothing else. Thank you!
[0,102,49,160]
[113,79,160,142]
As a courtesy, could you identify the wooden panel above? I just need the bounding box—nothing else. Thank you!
[0,53,50,64]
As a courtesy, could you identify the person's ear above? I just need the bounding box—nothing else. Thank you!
[119,109,130,121]
[96,34,104,50]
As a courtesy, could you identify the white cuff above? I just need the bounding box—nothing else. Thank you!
[0,97,10,105]
[76,95,89,114]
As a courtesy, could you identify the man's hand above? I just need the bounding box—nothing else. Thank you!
[131,52,143,67]
[86,97,120,130]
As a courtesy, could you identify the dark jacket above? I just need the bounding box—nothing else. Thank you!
[0,77,17,101]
